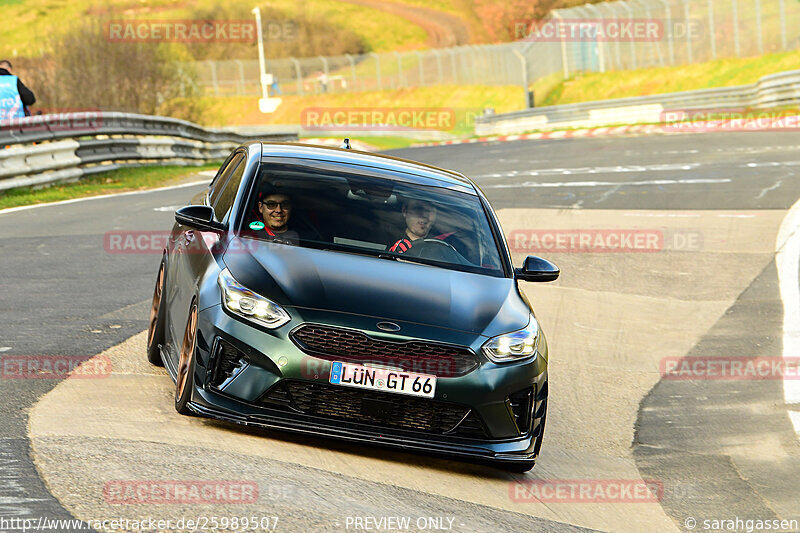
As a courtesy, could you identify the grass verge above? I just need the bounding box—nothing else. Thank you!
[0,164,219,211]
[536,49,800,106]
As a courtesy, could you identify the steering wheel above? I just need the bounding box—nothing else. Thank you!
[405,238,464,263]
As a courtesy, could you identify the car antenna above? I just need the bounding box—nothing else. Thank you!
[341,138,351,149]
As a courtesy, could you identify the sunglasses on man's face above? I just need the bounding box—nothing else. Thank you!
[261,200,292,210]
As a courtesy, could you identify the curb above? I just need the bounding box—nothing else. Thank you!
[412,116,800,147]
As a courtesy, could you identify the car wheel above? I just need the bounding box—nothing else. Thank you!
[146,261,167,366]
[174,301,198,415]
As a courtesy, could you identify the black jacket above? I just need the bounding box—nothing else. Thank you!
[0,67,36,106]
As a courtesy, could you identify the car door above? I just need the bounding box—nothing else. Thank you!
[165,151,247,366]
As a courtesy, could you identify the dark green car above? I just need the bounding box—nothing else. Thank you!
[146,142,559,472]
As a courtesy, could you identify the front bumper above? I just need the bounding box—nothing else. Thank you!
[186,304,548,464]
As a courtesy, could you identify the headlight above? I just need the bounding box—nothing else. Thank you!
[218,268,290,329]
[482,318,540,363]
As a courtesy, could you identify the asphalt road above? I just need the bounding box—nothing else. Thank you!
[2,131,800,532]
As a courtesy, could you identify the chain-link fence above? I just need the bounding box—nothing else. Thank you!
[192,0,800,99]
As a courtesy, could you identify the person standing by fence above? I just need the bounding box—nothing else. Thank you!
[0,59,36,119]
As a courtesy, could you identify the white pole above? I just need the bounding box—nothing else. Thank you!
[251,7,269,99]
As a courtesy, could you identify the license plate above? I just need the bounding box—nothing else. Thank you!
[329,361,436,398]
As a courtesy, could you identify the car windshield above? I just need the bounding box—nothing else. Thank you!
[237,161,505,276]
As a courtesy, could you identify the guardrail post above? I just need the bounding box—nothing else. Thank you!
[707,0,717,60]
[371,52,382,90]
[290,57,303,95]
[551,11,569,79]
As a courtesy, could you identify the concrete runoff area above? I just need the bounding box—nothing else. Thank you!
[28,206,783,533]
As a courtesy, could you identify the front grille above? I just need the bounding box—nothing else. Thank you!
[259,380,488,438]
[291,324,479,377]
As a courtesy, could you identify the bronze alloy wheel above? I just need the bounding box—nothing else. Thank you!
[147,264,164,349]
[176,302,198,404]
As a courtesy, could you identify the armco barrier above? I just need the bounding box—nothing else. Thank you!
[0,112,297,191]
[475,69,800,136]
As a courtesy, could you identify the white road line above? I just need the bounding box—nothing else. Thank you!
[0,180,209,216]
[0,347,11,352]
[485,178,731,189]
[756,179,783,199]
[623,213,701,217]
[476,163,702,179]
[775,196,800,435]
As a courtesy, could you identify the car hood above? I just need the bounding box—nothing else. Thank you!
[223,238,531,337]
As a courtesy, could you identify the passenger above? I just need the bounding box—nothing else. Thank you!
[0,60,36,119]
[388,198,437,253]
[248,185,299,243]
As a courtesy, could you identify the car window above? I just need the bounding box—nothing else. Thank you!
[208,152,245,209]
[240,162,505,277]
[212,155,247,223]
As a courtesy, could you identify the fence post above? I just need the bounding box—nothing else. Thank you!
[683,0,693,63]
[599,3,623,69]
[371,52,381,90]
[209,61,220,96]
[584,3,607,72]
[779,0,787,50]
[656,0,675,65]
[345,54,357,89]
[290,57,303,95]
[731,0,740,56]
[448,49,458,83]
[707,0,716,59]
[551,10,569,79]
[234,59,244,96]
[416,51,425,86]
[433,50,443,83]
[512,49,529,109]
[755,0,763,54]
[394,52,404,88]
[318,56,329,93]
[620,1,637,69]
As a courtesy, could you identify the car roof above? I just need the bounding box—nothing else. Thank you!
[255,142,476,193]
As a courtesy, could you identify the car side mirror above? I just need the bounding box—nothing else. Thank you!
[175,205,225,231]
[515,256,560,282]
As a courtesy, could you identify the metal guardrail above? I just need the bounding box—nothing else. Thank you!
[0,112,297,191]
[475,69,800,136]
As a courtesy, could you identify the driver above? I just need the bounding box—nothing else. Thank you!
[249,184,299,243]
[388,198,437,253]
